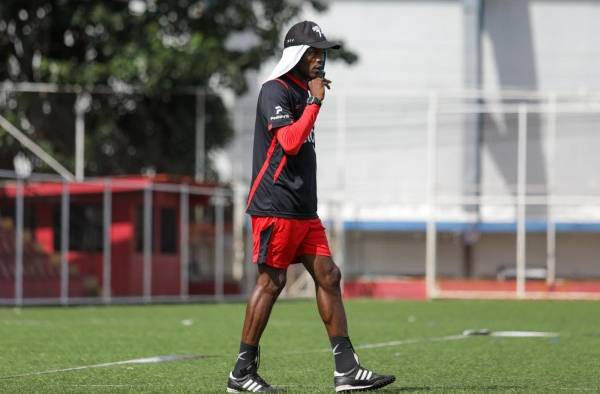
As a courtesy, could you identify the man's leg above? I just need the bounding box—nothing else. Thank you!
[302,255,356,373]
[228,264,287,392]
[302,254,396,392]
[233,264,287,377]
[240,264,287,346]
[301,254,347,337]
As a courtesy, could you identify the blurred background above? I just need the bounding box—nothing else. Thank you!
[1,0,599,305]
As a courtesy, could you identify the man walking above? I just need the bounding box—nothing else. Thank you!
[227,21,395,393]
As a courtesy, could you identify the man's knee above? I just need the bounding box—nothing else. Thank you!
[257,267,287,295]
[320,262,342,289]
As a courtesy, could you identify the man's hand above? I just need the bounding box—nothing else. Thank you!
[308,77,332,101]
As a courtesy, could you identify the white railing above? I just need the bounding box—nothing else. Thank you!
[0,176,236,305]
[309,89,600,300]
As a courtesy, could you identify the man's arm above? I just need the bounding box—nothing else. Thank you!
[275,75,329,155]
[275,104,320,156]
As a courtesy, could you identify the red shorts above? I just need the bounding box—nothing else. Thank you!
[251,216,331,269]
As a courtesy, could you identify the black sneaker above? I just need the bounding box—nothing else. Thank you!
[227,371,278,392]
[334,365,395,392]
[227,346,280,392]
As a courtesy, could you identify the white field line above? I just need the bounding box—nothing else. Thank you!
[63,383,600,392]
[285,330,559,357]
[357,334,468,350]
[2,331,560,379]
[490,331,559,337]
[284,334,469,356]
[0,355,207,379]
[68,384,148,388]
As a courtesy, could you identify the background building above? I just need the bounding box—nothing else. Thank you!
[1,0,599,303]
[229,0,600,296]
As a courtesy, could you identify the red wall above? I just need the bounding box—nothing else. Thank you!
[29,191,185,297]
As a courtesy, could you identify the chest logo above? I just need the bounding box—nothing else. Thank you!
[270,105,290,121]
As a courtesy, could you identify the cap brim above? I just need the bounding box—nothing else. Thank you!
[310,40,341,49]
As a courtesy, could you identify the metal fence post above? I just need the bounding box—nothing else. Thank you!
[102,179,112,303]
[180,185,190,300]
[516,104,528,298]
[143,186,153,302]
[425,92,439,299]
[14,179,24,306]
[74,92,91,182]
[60,181,70,305]
[214,192,225,302]
[195,88,206,182]
[245,216,255,295]
[335,92,347,281]
[546,94,557,286]
[232,183,245,283]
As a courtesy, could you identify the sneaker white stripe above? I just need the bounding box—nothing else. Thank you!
[355,369,362,379]
[366,370,372,380]
[248,382,258,391]
[243,380,253,389]
[253,385,262,392]
[362,370,370,380]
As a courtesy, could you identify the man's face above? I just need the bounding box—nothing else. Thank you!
[297,47,325,80]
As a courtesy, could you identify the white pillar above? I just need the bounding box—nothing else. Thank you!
[232,182,245,282]
[546,94,557,286]
[102,179,112,303]
[180,185,190,300]
[14,179,24,306]
[195,89,206,182]
[335,92,347,278]
[60,181,70,305]
[74,92,91,181]
[143,186,153,302]
[425,93,439,299]
[516,105,528,298]
[214,192,225,302]
[244,216,255,295]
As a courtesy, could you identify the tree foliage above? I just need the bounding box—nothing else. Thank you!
[0,0,357,178]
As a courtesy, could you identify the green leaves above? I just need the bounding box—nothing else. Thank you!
[0,0,357,178]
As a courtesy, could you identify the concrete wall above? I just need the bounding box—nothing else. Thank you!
[230,0,600,280]
[482,0,600,91]
[344,231,600,279]
[234,0,600,213]
[480,0,600,214]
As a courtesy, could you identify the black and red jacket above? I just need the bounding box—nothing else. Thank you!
[246,72,321,219]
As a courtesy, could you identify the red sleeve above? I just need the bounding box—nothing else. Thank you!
[274,104,321,156]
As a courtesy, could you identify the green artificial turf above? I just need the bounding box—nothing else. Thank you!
[1,299,599,393]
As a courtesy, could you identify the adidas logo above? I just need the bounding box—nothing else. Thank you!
[354,368,373,381]
[333,368,373,381]
[241,378,263,392]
